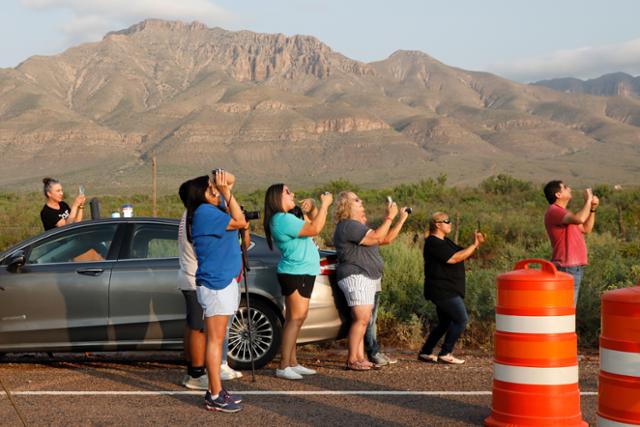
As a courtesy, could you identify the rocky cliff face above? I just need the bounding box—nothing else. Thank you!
[1,20,640,192]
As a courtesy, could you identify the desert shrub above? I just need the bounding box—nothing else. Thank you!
[2,180,640,351]
[481,174,533,195]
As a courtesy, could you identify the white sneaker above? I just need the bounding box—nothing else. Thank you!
[291,364,317,376]
[378,352,398,365]
[438,354,465,365]
[221,362,243,380]
[276,366,303,380]
[181,374,208,390]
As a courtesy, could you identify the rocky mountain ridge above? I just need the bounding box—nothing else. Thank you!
[533,72,640,98]
[1,19,639,193]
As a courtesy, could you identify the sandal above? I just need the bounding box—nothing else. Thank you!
[359,359,381,370]
[346,360,371,371]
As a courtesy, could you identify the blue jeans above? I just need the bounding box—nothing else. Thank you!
[365,292,381,358]
[557,265,585,307]
[420,295,468,356]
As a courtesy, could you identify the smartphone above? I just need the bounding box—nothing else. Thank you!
[387,196,393,204]
[477,219,481,232]
[79,185,85,196]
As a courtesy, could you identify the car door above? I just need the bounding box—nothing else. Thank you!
[108,222,183,348]
[0,223,119,351]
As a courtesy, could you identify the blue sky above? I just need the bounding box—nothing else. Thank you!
[2,0,640,82]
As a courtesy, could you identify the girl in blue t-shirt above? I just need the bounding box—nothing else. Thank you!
[186,171,247,413]
[263,183,333,380]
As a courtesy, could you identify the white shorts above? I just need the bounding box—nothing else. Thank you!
[196,279,240,317]
[338,274,380,307]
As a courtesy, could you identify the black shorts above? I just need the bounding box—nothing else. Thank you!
[277,274,316,299]
[182,290,204,331]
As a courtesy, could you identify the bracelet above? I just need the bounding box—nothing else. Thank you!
[385,216,393,222]
[78,205,85,209]
[590,208,597,213]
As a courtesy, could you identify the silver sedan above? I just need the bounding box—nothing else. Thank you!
[0,217,348,369]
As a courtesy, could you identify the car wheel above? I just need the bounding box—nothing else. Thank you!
[227,298,282,370]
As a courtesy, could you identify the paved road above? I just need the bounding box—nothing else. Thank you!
[0,350,599,426]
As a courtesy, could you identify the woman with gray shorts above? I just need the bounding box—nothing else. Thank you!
[333,192,409,370]
[188,170,246,413]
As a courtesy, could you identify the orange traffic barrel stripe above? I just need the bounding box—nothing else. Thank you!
[598,285,640,427]
[485,259,586,427]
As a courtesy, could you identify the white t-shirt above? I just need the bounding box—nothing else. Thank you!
[177,211,197,290]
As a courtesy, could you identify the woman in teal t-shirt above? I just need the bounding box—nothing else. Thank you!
[263,183,333,380]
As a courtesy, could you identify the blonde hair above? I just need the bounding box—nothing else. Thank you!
[334,191,356,223]
[428,212,449,233]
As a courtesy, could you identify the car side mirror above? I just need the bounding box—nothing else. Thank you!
[6,251,25,273]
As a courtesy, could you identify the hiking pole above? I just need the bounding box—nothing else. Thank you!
[239,228,257,382]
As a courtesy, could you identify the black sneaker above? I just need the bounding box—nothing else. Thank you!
[204,390,242,413]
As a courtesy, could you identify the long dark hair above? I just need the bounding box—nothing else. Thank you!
[185,176,210,243]
[263,183,285,250]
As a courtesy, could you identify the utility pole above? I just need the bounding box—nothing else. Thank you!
[152,156,157,217]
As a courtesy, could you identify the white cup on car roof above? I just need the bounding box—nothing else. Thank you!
[122,204,133,218]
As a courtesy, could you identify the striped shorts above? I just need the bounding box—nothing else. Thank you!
[337,274,380,307]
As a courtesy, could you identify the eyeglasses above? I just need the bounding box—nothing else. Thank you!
[435,219,451,224]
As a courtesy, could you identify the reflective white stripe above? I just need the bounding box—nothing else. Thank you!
[496,314,575,334]
[597,415,640,427]
[601,348,640,378]
[494,363,578,385]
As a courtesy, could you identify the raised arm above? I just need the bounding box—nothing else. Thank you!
[215,171,248,231]
[447,232,485,264]
[360,202,398,246]
[299,192,333,237]
[380,207,410,245]
[562,188,593,225]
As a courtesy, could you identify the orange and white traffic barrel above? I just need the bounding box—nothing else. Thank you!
[598,284,640,426]
[485,259,587,427]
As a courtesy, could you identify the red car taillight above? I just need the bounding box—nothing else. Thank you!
[319,256,337,276]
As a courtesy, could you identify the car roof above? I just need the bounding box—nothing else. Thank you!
[0,217,180,259]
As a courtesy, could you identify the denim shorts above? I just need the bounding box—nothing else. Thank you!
[196,279,240,317]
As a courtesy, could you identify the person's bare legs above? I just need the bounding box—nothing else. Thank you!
[205,315,229,395]
[279,291,310,369]
[190,328,206,367]
[348,305,372,364]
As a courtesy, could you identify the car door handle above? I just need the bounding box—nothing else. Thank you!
[76,268,104,276]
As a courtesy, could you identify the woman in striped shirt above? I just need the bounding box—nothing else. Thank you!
[333,192,409,370]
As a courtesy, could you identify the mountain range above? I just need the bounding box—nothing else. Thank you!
[533,73,640,98]
[1,19,639,193]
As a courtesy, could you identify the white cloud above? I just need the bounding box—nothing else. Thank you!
[487,38,640,83]
[22,0,235,44]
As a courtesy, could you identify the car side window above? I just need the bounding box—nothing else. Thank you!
[127,224,178,259]
[26,224,118,264]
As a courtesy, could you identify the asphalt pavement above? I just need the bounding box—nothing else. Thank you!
[0,349,600,426]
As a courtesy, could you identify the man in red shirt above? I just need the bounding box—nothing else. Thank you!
[543,181,600,306]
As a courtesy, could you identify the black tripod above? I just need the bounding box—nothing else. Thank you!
[238,229,257,382]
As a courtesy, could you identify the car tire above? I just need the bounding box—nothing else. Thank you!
[227,298,282,370]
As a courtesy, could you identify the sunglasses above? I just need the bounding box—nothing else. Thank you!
[436,219,451,224]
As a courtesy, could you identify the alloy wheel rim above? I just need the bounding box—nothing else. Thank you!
[228,307,274,362]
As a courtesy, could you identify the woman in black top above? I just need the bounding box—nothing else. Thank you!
[40,177,86,231]
[419,212,484,365]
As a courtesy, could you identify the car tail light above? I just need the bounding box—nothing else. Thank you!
[319,255,337,276]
